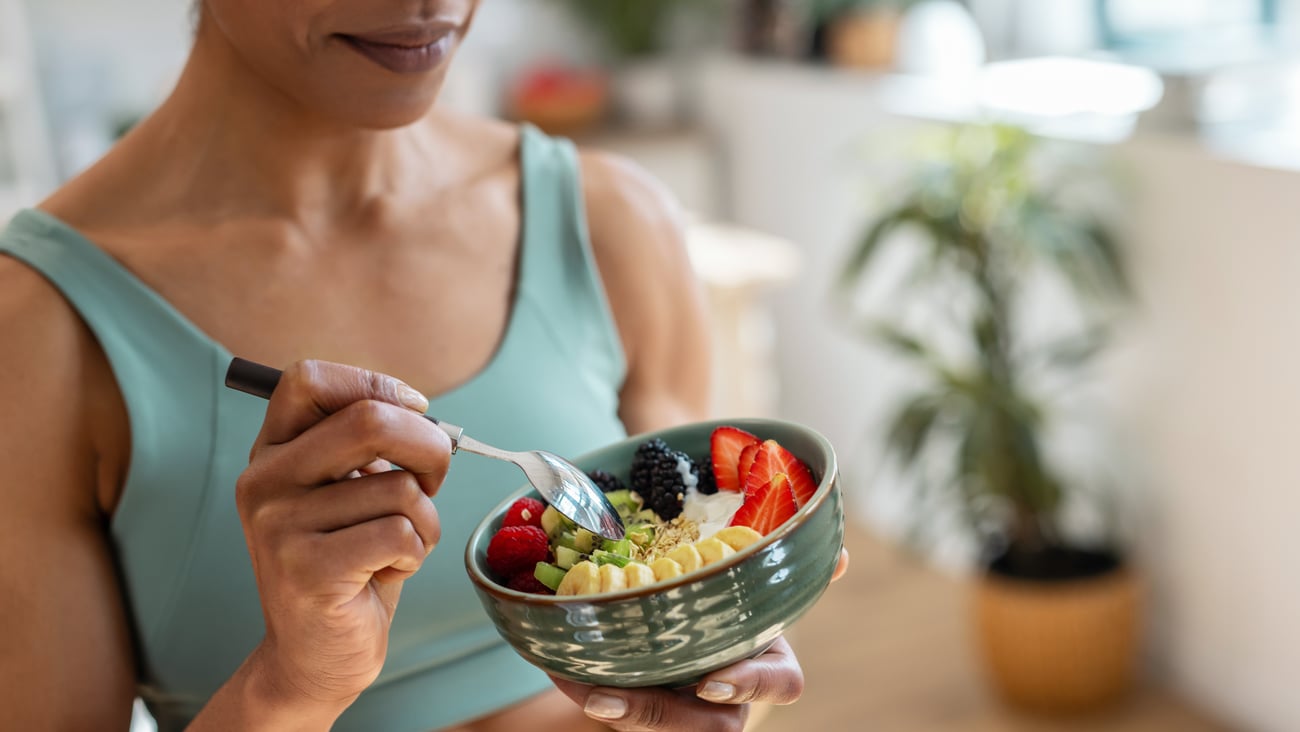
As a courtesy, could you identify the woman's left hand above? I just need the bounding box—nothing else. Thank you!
[550,548,850,731]
[550,637,803,732]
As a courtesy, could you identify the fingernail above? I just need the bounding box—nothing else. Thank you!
[396,383,429,413]
[698,681,737,702]
[584,692,627,720]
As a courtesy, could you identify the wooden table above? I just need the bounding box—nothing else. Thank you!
[759,520,1234,732]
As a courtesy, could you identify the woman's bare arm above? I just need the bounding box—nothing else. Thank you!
[0,258,138,729]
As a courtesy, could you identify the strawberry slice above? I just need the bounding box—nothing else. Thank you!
[737,443,762,491]
[741,440,817,507]
[729,473,798,535]
[711,426,760,493]
[742,441,777,498]
[768,442,818,508]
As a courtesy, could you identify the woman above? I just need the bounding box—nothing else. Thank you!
[0,1,842,730]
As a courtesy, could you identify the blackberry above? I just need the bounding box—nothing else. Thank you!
[694,456,718,495]
[629,438,697,520]
[587,469,626,494]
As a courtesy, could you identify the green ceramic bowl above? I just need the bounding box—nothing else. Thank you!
[464,418,844,688]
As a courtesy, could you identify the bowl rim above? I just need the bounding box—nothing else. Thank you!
[464,417,839,605]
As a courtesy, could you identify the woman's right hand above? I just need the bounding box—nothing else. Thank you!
[233,360,450,714]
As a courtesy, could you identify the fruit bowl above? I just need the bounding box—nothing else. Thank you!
[463,418,844,688]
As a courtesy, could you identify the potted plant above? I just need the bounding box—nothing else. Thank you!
[549,0,725,129]
[836,124,1139,714]
[810,0,918,69]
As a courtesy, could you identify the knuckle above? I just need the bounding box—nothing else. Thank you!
[235,466,273,517]
[417,500,442,549]
[286,359,324,385]
[271,359,329,420]
[275,534,317,577]
[383,515,422,554]
[365,369,400,405]
[249,499,289,531]
[281,359,323,399]
[234,471,258,508]
[786,669,806,703]
[349,400,394,443]
[627,698,667,730]
[756,664,804,705]
[394,473,425,510]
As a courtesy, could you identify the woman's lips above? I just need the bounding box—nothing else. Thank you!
[339,30,456,74]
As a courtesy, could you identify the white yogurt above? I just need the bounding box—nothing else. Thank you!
[682,483,745,541]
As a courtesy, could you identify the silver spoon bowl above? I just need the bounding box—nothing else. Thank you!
[225,358,625,540]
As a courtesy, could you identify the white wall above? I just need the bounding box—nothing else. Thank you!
[1112,137,1300,732]
[22,0,192,177]
[700,58,1300,731]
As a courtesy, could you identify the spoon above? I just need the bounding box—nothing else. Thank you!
[224,357,625,540]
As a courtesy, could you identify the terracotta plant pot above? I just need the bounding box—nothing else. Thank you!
[826,9,900,70]
[974,552,1141,715]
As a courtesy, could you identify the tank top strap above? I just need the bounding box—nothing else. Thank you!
[0,208,227,364]
[0,208,227,641]
[516,124,627,392]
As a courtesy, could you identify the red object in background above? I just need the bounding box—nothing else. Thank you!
[508,63,608,137]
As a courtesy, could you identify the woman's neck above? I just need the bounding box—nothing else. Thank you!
[122,16,445,228]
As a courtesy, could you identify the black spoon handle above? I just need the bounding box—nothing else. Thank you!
[224,357,283,400]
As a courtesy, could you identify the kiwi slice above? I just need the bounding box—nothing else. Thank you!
[534,562,567,592]
[555,545,582,570]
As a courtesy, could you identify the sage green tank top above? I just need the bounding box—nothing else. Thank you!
[0,125,628,731]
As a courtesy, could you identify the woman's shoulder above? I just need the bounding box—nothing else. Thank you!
[0,234,136,510]
[0,237,100,367]
[574,145,711,428]
[0,250,104,433]
[0,239,83,347]
[577,147,691,291]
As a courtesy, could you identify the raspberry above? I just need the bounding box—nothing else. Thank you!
[508,570,554,595]
[629,438,696,520]
[502,497,546,529]
[587,469,626,494]
[486,525,550,579]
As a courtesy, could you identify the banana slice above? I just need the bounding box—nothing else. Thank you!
[695,537,736,565]
[667,544,704,573]
[713,526,763,552]
[556,561,600,596]
[553,523,768,596]
[624,562,657,589]
[650,557,684,581]
[598,563,627,593]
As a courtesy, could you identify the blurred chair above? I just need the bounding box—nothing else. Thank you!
[686,220,799,420]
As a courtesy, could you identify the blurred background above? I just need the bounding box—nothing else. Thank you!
[4,1,1299,731]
